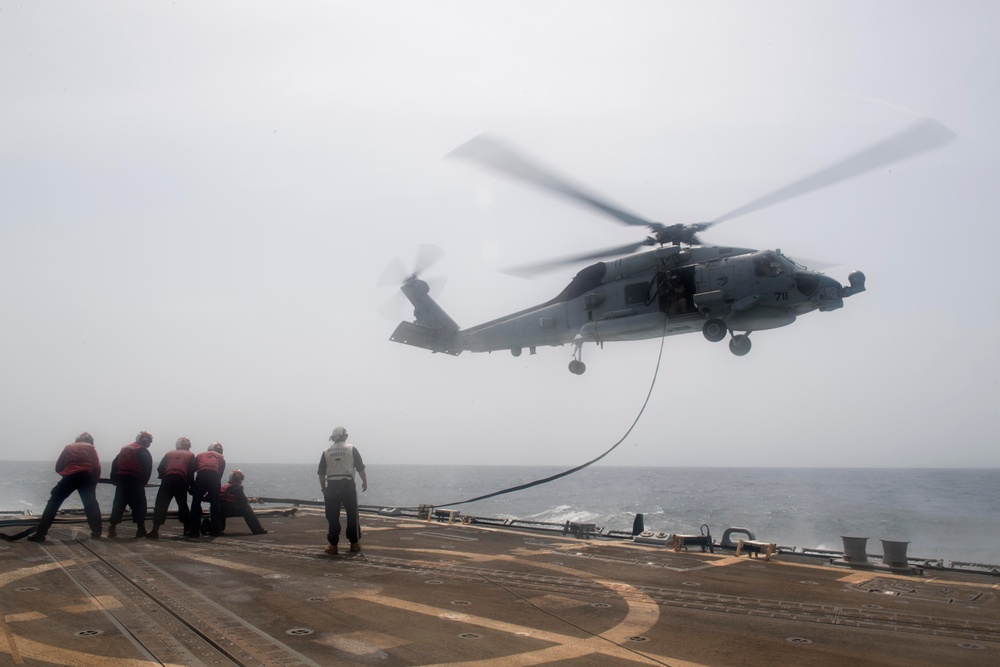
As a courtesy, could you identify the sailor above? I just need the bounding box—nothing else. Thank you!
[666,274,689,316]
[318,426,368,555]
[28,432,103,542]
[108,431,154,538]
[148,436,197,539]
[187,442,226,538]
[211,470,268,535]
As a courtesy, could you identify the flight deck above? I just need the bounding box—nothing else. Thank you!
[2,510,998,666]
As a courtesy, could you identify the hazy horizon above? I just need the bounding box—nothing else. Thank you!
[4,459,995,472]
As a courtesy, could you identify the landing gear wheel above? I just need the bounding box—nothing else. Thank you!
[729,334,751,356]
[568,360,587,375]
[703,318,727,343]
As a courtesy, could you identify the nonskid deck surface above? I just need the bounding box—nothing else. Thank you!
[2,511,998,666]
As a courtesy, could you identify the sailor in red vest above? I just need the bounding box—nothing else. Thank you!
[318,426,368,555]
[187,441,226,539]
[148,436,197,539]
[27,432,103,542]
[213,470,268,535]
[108,431,154,538]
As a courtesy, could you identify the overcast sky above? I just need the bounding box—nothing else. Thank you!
[2,1,997,469]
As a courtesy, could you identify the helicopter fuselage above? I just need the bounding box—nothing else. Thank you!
[389,245,865,372]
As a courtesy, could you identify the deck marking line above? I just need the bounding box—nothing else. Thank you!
[0,562,65,587]
[0,560,68,666]
[0,609,23,665]
[351,589,670,665]
[415,531,479,542]
[7,634,182,667]
[183,552,278,576]
[2,612,45,623]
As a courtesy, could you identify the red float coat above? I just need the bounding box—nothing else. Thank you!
[111,442,153,484]
[158,449,196,481]
[115,443,145,477]
[220,483,247,510]
[55,443,101,479]
[195,451,225,475]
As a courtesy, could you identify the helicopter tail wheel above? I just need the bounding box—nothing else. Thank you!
[703,318,727,343]
[729,334,752,356]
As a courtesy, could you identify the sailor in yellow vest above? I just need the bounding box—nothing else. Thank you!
[317,426,368,555]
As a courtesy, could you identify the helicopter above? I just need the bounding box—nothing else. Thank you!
[388,119,955,374]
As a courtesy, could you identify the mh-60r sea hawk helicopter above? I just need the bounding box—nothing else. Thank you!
[388,120,954,374]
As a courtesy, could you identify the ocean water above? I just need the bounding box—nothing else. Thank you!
[3,462,998,565]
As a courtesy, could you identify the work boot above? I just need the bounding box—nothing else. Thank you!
[325,544,338,555]
[135,524,147,538]
[146,527,159,540]
[349,542,361,553]
[108,524,117,538]
[26,533,46,542]
[91,529,102,539]
[252,529,268,535]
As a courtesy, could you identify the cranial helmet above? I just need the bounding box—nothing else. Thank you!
[176,437,192,450]
[76,432,94,444]
[209,441,224,454]
[329,426,348,442]
[136,431,153,447]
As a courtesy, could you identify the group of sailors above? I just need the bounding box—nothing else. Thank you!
[27,431,266,542]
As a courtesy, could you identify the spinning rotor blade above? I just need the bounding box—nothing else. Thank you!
[376,243,445,287]
[449,135,658,231]
[376,256,408,288]
[377,274,448,320]
[710,117,957,225]
[411,243,445,278]
[503,240,648,277]
[452,118,955,277]
[377,244,447,320]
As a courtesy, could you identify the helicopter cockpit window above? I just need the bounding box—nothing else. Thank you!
[753,251,784,278]
[551,262,607,303]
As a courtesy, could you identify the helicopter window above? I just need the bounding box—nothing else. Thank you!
[776,249,806,269]
[551,262,607,303]
[753,251,784,278]
[624,281,648,305]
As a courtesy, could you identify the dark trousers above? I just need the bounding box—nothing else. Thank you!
[35,471,102,538]
[324,479,360,546]
[110,476,148,525]
[188,471,222,536]
[152,474,190,527]
[218,503,265,534]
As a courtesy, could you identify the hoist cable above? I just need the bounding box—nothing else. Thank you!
[432,325,668,509]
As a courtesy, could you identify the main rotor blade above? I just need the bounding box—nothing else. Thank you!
[502,240,648,277]
[711,117,957,225]
[449,135,658,230]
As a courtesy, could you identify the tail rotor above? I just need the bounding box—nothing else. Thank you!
[377,244,447,321]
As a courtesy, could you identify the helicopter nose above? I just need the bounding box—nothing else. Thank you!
[817,273,842,290]
[794,271,839,297]
[814,274,847,311]
[795,272,846,311]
